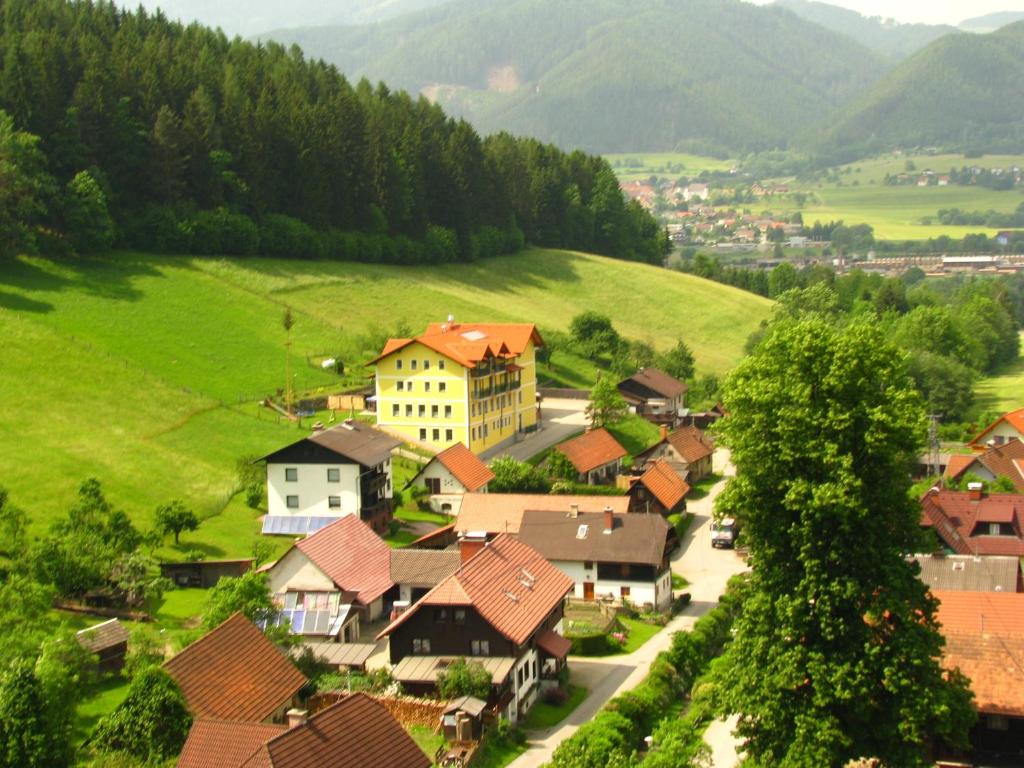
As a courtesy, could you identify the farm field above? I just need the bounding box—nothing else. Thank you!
[605,151,735,182]
[974,332,1024,415]
[0,248,770,540]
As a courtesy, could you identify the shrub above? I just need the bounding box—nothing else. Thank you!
[437,658,491,699]
[244,483,263,509]
[543,686,569,706]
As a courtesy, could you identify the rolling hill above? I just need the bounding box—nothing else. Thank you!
[958,11,1024,32]
[773,0,954,60]
[262,0,886,154]
[0,249,771,543]
[823,22,1024,153]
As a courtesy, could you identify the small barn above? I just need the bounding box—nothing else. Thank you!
[160,558,253,588]
[76,618,130,674]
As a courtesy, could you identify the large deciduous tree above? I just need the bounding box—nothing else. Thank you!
[716,318,974,766]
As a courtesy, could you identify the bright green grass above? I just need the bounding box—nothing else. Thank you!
[74,675,131,746]
[619,616,663,653]
[605,152,734,182]
[472,733,528,768]
[974,332,1024,415]
[0,248,768,538]
[607,414,661,455]
[152,587,209,628]
[522,685,588,730]
[835,153,1024,186]
[406,724,445,763]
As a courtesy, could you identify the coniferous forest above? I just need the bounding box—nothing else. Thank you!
[0,0,668,264]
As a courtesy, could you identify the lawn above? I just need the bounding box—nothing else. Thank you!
[607,414,662,456]
[686,473,722,501]
[974,332,1024,415]
[406,724,445,764]
[522,685,588,730]
[74,675,131,747]
[0,248,768,540]
[605,152,735,182]
[618,616,664,653]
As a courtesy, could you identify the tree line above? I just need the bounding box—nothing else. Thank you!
[0,0,666,264]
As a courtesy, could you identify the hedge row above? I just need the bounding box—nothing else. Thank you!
[547,575,748,768]
[120,206,525,264]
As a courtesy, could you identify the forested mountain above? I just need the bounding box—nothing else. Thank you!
[262,0,886,154]
[773,0,954,60]
[959,11,1024,32]
[130,0,452,36]
[0,0,666,265]
[822,22,1024,155]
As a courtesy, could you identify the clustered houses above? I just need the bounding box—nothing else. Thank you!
[370,320,542,453]
[259,419,401,535]
[946,439,1024,492]
[634,424,715,482]
[920,486,1024,557]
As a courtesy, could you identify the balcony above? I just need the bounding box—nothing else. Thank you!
[475,386,493,399]
[470,367,491,379]
[509,379,522,391]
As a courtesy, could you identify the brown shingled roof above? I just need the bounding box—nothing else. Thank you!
[177,720,285,768]
[259,421,400,468]
[431,443,495,492]
[554,428,627,474]
[637,460,690,509]
[389,548,462,588]
[517,510,670,567]
[164,613,307,722]
[76,618,129,653]
[379,535,573,645]
[946,440,1024,492]
[293,516,394,605]
[620,367,687,399]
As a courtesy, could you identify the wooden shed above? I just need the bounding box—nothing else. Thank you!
[76,618,130,674]
[159,558,253,588]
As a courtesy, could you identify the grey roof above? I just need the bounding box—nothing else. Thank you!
[389,549,462,587]
[444,696,487,717]
[517,510,670,567]
[912,554,1021,593]
[261,420,401,467]
[76,618,129,652]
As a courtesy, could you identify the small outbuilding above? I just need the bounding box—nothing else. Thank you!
[76,618,130,674]
[160,558,253,588]
[442,696,487,742]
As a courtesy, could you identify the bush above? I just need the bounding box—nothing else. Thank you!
[543,686,569,706]
[437,657,491,699]
[244,483,263,509]
[259,214,322,259]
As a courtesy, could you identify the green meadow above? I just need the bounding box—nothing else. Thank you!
[0,248,770,544]
[605,152,735,182]
[975,332,1024,416]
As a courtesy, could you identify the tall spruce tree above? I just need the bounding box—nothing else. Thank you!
[716,318,974,766]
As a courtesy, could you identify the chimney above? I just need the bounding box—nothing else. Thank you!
[460,532,486,564]
[569,504,579,519]
[659,424,668,441]
[603,505,614,534]
[286,709,307,729]
[968,481,984,502]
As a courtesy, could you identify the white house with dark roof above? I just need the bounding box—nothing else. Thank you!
[259,419,401,535]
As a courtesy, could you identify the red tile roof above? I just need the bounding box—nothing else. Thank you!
[378,535,573,646]
[667,425,715,464]
[293,516,394,605]
[554,428,627,474]
[637,460,690,509]
[934,590,1024,716]
[177,720,285,768]
[920,489,1024,556]
[252,694,431,768]
[947,440,1024,492]
[970,408,1024,447]
[164,613,307,722]
[369,323,543,369]
[944,454,977,480]
[432,443,495,492]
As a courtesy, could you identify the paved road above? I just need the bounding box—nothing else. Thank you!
[507,449,748,768]
[482,398,589,463]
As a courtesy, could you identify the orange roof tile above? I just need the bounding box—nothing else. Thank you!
[934,590,1024,636]
[667,425,715,464]
[638,460,690,509]
[432,443,495,492]
[164,613,307,722]
[554,428,627,474]
[970,408,1024,447]
[944,454,977,480]
[369,322,543,369]
[177,720,285,768]
[455,493,630,535]
[291,516,393,606]
[379,535,573,645]
[919,490,1024,557]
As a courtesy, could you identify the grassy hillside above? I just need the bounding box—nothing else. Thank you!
[975,332,1024,415]
[823,22,1024,153]
[0,248,770,540]
[264,0,885,153]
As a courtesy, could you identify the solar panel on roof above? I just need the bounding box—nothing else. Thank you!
[261,515,340,535]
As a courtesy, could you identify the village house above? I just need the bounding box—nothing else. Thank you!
[683,183,709,202]
[945,439,1024,493]
[371,320,542,454]
[634,424,715,481]
[969,408,1024,450]
[517,507,674,610]
[912,553,1022,593]
[377,535,574,723]
[407,442,495,516]
[933,590,1024,765]
[454,493,630,540]
[176,693,431,768]
[259,420,400,535]
[919,487,1024,557]
[164,613,307,724]
[262,515,396,641]
[627,458,690,517]
[552,427,627,485]
[390,547,463,604]
[616,367,687,426]
[76,618,129,674]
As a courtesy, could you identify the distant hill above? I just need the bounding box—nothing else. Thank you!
[773,0,954,59]
[129,0,451,36]
[823,22,1024,154]
[959,11,1024,32]
[262,0,886,154]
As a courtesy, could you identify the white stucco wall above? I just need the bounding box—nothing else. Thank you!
[981,422,1024,446]
[266,462,361,517]
[415,461,487,516]
[509,646,540,723]
[266,549,335,595]
[550,560,672,611]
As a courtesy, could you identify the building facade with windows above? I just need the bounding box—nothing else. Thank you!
[370,320,542,454]
[259,420,401,534]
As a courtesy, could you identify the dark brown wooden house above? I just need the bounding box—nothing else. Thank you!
[76,618,129,674]
[160,558,253,588]
[617,367,687,426]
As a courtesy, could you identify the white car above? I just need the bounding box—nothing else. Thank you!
[711,517,739,549]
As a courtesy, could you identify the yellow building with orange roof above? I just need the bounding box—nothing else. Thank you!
[370,319,543,454]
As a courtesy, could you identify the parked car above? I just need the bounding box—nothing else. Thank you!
[711,517,739,549]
